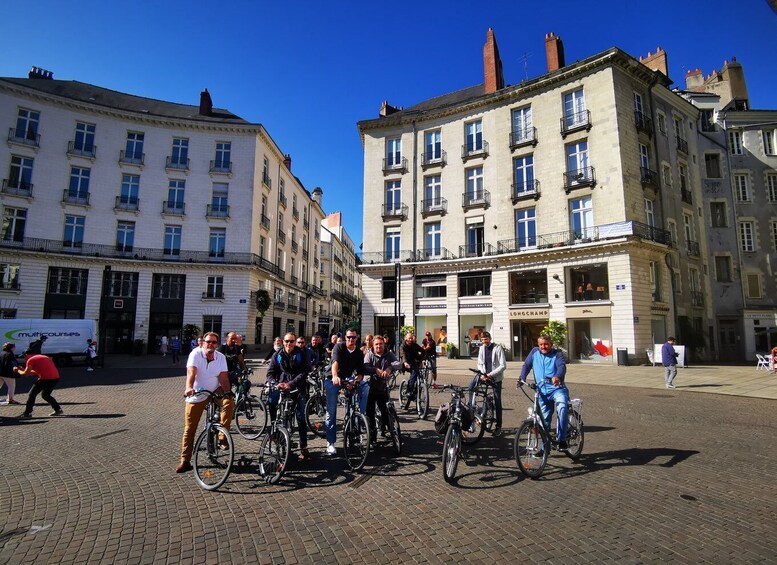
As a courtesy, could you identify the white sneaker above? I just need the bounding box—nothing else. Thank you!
[326,443,337,456]
[86,368,94,372]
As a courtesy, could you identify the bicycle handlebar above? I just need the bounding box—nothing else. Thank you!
[186,388,235,400]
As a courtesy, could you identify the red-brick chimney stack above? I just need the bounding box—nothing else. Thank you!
[483,28,504,94]
[283,154,292,171]
[199,88,213,116]
[639,47,669,78]
[544,32,565,73]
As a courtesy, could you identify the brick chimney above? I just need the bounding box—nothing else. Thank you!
[544,33,565,73]
[312,186,323,206]
[721,57,749,107]
[483,28,504,94]
[685,68,704,91]
[283,154,292,171]
[28,66,54,80]
[379,100,400,118]
[639,47,669,78]
[199,88,213,116]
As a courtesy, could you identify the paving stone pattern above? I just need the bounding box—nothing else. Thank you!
[1,360,776,564]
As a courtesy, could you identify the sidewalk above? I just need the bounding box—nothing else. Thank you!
[98,353,777,400]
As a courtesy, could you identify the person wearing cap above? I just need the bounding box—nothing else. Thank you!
[421,331,438,388]
[15,350,63,418]
[27,335,47,356]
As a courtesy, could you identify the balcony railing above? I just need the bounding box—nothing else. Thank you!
[274,299,285,310]
[462,190,490,210]
[303,218,310,230]
[302,249,309,260]
[676,137,689,154]
[421,150,446,169]
[165,156,189,171]
[381,203,408,221]
[333,272,343,283]
[291,275,298,285]
[62,190,90,206]
[1,179,33,197]
[640,167,659,189]
[209,160,232,174]
[421,197,447,217]
[509,127,537,150]
[279,194,287,209]
[278,230,286,244]
[681,187,693,205]
[415,247,454,261]
[206,204,230,218]
[287,302,297,312]
[202,291,224,300]
[260,214,270,230]
[277,268,286,281]
[67,140,96,159]
[382,156,408,175]
[162,201,185,216]
[333,253,343,265]
[291,241,298,253]
[7,127,40,147]
[299,302,308,313]
[119,150,145,166]
[458,243,496,258]
[563,166,596,193]
[262,172,272,188]
[292,207,299,220]
[512,180,540,203]
[687,240,700,257]
[691,291,704,307]
[560,110,592,137]
[634,111,654,137]
[461,140,489,161]
[356,250,415,264]
[115,196,139,211]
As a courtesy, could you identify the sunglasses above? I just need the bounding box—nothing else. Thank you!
[345,335,358,340]
[283,339,295,344]
[204,340,218,344]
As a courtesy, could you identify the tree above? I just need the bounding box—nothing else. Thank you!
[399,325,416,339]
[255,289,271,316]
[541,320,568,348]
[182,324,201,352]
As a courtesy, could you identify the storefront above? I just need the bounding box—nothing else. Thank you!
[415,306,447,352]
[508,307,549,361]
[565,304,613,363]
[459,304,493,358]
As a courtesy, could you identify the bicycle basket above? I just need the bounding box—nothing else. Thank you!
[569,398,583,420]
[434,403,450,435]
[459,404,473,430]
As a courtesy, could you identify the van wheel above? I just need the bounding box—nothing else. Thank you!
[53,355,71,367]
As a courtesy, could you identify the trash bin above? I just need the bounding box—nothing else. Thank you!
[616,347,629,366]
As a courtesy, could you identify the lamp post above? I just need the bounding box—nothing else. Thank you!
[99,265,110,368]
[394,261,401,352]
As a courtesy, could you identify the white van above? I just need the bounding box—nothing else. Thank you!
[0,319,97,366]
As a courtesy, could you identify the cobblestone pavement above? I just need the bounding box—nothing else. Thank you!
[1,360,776,564]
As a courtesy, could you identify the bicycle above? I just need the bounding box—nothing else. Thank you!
[257,383,299,484]
[191,389,235,491]
[304,367,327,439]
[371,396,403,456]
[399,367,429,419]
[341,376,371,471]
[436,384,474,483]
[232,369,268,440]
[514,381,584,479]
[465,368,496,443]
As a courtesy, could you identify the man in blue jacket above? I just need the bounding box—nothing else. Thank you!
[661,337,678,389]
[519,335,569,450]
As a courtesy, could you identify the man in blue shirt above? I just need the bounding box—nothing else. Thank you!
[519,335,569,450]
[661,337,678,389]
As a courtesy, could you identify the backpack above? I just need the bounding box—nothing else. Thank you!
[434,403,450,435]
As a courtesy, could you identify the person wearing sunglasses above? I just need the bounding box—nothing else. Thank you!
[325,329,368,456]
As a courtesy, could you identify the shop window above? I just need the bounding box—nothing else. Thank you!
[382,276,396,300]
[509,270,548,304]
[459,271,491,297]
[415,276,447,299]
[568,264,609,301]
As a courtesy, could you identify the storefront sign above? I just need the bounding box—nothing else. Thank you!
[460,303,492,309]
[416,303,446,310]
[565,304,611,318]
[318,316,331,323]
[509,308,549,319]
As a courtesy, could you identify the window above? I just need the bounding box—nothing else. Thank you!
[262,156,271,185]
[662,164,672,188]
[639,143,650,170]
[570,196,594,238]
[259,235,266,258]
[47,267,88,295]
[513,155,535,194]
[673,117,684,141]
[465,167,484,200]
[152,274,185,299]
[164,225,182,256]
[211,183,228,214]
[746,273,761,299]
[633,93,644,115]
[171,138,189,166]
[382,276,396,300]
[116,221,135,252]
[2,207,26,242]
[465,120,483,153]
[279,178,286,201]
[509,270,548,304]
[206,276,224,298]
[715,256,732,283]
[689,268,701,294]
[209,228,226,258]
[167,179,185,211]
[385,180,401,212]
[8,155,33,190]
[202,315,222,337]
[68,166,90,201]
[739,221,755,252]
[516,208,536,249]
[768,174,777,202]
[771,221,777,251]
[568,264,609,301]
[645,199,655,228]
[684,214,695,244]
[763,130,776,156]
[705,154,722,178]
[667,220,678,246]
[107,271,138,298]
[459,272,491,296]
[63,215,84,248]
[729,130,743,155]
[465,221,484,256]
[649,261,661,302]
[73,122,95,154]
[0,264,20,290]
[125,132,144,161]
[566,140,590,179]
[700,109,715,132]
[657,112,667,135]
[120,174,140,205]
[424,222,441,258]
[710,202,727,228]
[563,89,586,128]
[0,308,16,318]
[415,276,447,299]
[734,174,750,202]
[386,137,402,167]
[424,175,442,207]
[15,108,39,141]
[511,106,533,143]
[276,248,284,271]
[215,142,231,169]
[425,130,442,161]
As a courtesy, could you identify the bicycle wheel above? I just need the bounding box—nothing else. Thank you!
[258,426,291,485]
[563,408,584,460]
[461,407,485,445]
[305,393,327,439]
[514,419,549,479]
[442,424,461,483]
[399,380,411,410]
[387,372,397,392]
[417,379,429,419]
[235,395,267,440]
[193,424,234,491]
[483,396,496,433]
[343,412,370,471]
[387,404,402,456]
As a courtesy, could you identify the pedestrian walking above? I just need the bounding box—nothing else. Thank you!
[84,339,97,371]
[15,351,63,418]
[0,342,20,404]
[662,337,679,389]
[160,335,168,357]
[170,335,181,365]
[27,335,47,355]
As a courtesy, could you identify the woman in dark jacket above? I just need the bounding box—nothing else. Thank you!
[0,342,20,404]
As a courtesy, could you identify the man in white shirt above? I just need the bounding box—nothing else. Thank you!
[176,331,234,473]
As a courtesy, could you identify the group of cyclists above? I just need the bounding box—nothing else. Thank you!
[176,327,571,473]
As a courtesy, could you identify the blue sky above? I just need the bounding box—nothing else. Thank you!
[2,1,775,247]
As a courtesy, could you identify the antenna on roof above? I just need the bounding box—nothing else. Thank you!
[517,52,532,81]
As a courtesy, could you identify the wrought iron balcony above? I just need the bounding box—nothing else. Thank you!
[165,156,189,171]
[382,156,408,175]
[640,167,659,189]
[162,201,185,216]
[415,247,454,261]
[691,291,704,307]
[292,207,299,220]
[291,241,299,253]
[356,250,415,264]
[509,127,537,150]
[421,150,446,169]
[462,190,490,210]
[115,196,139,211]
[381,203,408,221]
[302,249,309,260]
[563,166,596,193]
[274,299,285,310]
[279,194,287,209]
[458,242,496,258]
[299,302,308,313]
[560,110,592,137]
[287,302,297,312]
[260,214,270,230]
[634,111,654,137]
[206,204,230,218]
[512,179,540,203]
[461,140,489,162]
[303,218,310,230]
[62,189,90,206]
[421,197,447,217]
[119,150,145,166]
[202,291,224,300]
[687,240,700,257]
[278,230,286,244]
[681,187,693,205]
[333,253,343,265]
[7,127,40,147]
[67,140,96,159]
[333,272,343,283]
[1,179,33,197]
[676,137,689,154]
[291,275,298,285]
[262,171,272,188]
[497,237,537,253]
[209,160,232,174]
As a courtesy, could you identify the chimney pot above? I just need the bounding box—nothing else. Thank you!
[283,154,292,171]
[199,88,213,117]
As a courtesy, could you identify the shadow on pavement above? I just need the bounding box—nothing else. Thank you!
[0,417,47,426]
[13,367,184,394]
